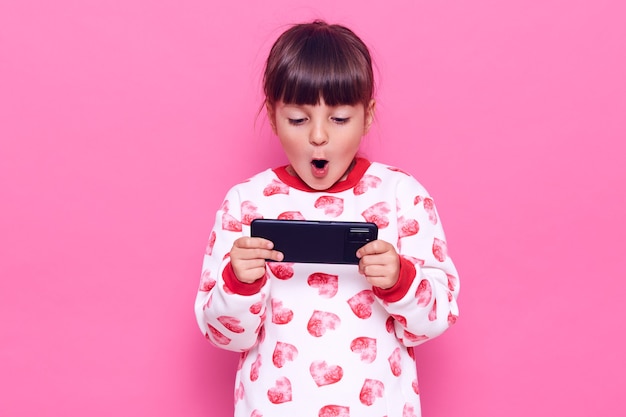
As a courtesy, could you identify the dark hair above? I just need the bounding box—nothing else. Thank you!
[263,21,374,107]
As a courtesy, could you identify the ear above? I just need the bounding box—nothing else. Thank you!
[266,100,277,134]
[364,99,376,133]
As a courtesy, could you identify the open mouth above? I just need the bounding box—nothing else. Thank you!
[312,159,328,169]
[311,159,329,178]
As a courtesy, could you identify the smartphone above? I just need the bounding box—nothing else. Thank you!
[250,219,378,264]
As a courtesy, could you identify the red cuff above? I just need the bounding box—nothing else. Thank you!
[223,262,267,296]
[372,256,417,303]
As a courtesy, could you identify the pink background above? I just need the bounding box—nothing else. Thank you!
[1,0,625,416]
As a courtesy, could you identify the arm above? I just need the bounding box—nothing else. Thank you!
[370,180,460,347]
[194,188,278,352]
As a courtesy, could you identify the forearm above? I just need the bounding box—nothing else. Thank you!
[195,259,269,352]
[375,186,460,346]
[376,259,459,346]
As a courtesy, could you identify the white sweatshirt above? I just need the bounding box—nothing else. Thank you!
[195,158,460,417]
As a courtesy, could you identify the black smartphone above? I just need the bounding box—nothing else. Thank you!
[250,219,378,264]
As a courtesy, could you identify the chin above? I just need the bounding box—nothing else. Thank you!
[304,177,333,191]
[307,181,330,191]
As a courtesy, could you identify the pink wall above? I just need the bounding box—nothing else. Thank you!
[1,1,625,416]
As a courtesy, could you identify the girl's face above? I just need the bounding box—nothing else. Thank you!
[268,98,375,190]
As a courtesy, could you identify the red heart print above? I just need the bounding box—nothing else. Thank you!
[385,316,395,334]
[217,315,245,334]
[307,310,340,337]
[403,330,429,344]
[237,350,248,371]
[415,279,432,307]
[390,314,407,327]
[250,354,262,381]
[347,290,375,319]
[403,403,418,417]
[272,341,298,368]
[267,377,292,404]
[319,405,350,417]
[361,202,391,229]
[432,238,447,262]
[241,200,263,226]
[307,273,338,298]
[199,269,216,292]
[350,337,377,363]
[249,294,266,315]
[387,166,410,176]
[407,346,415,360]
[354,174,382,195]
[263,179,289,196]
[447,273,458,292]
[268,262,295,280]
[403,255,425,267]
[359,378,384,406]
[235,381,244,402]
[221,213,242,232]
[423,197,438,224]
[207,324,231,345]
[271,299,294,325]
[388,347,402,376]
[412,378,419,395]
[398,216,419,238]
[448,311,458,326]
[219,199,230,213]
[314,196,344,217]
[205,231,216,256]
[278,211,306,220]
[249,301,263,315]
[428,300,437,321]
[310,360,344,386]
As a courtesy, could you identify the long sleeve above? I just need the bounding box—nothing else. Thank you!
[373,177,460,347]
[194,187,270,352]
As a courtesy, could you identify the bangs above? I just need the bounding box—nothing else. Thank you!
[276,43,371,106]
[264,23,374,107]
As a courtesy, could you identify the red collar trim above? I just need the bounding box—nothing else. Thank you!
[272,157,371,193]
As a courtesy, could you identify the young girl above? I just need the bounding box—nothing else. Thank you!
[195,21,459,417]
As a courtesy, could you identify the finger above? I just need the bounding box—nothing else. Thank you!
[234,265,268,283]
[365,275,397,290]
[267,250,284,262]
[358,254,399,278]
[234,236,274,250]
[234,247,281,262]
[359,262,399,290]
[359,263,387,278]
[231,256,265,281]
[358,252,393,269]
[356,240,391,258]
[231,255,265,269]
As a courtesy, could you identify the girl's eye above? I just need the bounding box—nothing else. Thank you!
[332,117,349,124]
[288,118,307,126]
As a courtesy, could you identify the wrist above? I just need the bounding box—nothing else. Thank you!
[223,262,267,295]
[372,256,416,302]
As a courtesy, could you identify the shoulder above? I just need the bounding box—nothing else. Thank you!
[366,161,431,197]
[220,168,284,201]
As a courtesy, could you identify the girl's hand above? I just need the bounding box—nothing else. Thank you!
[356,240,400,289]
[230,237,284,283]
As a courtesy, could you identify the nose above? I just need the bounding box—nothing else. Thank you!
[309,122,328,146]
